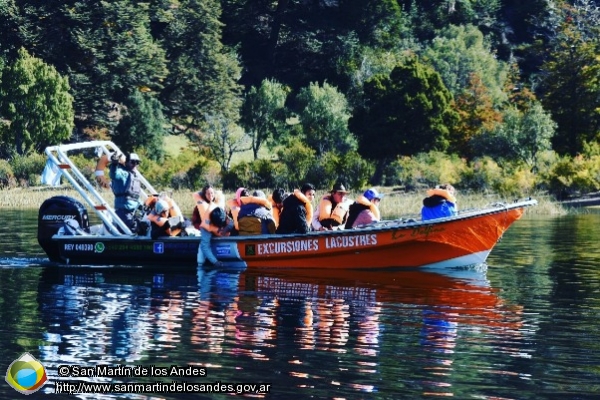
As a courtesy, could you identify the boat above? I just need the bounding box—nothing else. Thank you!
[37,141,537,269]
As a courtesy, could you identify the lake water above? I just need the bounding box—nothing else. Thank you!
[1,208,600,399]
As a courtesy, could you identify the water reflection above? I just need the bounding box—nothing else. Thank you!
[33,264,524,398]
[5,209,600,398]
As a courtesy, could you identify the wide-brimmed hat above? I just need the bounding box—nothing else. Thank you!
[363,188,384,201]
[332,182,348,193]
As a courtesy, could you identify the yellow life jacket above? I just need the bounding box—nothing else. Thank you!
[318,195,350,225]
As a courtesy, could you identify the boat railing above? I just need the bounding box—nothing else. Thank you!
[45,141,158,236]
[363,198,537,230]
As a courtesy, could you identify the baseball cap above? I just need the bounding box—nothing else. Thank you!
[363,188,383,201]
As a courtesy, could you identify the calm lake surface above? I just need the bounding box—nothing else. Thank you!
[1,208,600,399]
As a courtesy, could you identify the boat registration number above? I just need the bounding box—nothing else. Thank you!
[64,243,95,252]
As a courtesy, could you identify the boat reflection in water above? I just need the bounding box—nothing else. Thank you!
[38,265,523,397]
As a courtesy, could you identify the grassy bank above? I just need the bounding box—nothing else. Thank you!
[1,186,568,217]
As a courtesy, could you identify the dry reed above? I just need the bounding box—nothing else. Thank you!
[1,186,567,217]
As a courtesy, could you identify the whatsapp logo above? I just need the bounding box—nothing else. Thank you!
[5,353,48,395]
[95,242,105,253]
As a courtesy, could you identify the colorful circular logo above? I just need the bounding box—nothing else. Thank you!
[5,352,48,394]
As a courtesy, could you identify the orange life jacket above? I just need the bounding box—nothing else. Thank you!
[292,189,313,226]
[227,196,271,230]
[268,195,283,227]
[318,195,350,225]
[145,196,182,218]
[426,188,456,203]
[193,193,212,223]
[145,196,183,236]
[200,203,222,235]
[147,211,173,236]
[354,195,381,221]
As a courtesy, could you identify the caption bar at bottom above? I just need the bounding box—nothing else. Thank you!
[54,380,272,395]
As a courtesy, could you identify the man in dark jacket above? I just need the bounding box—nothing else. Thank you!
[276,183,315,234]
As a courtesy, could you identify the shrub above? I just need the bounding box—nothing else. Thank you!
[336,151,374,190]
[277,139,315,187]
[461,156,503,192]
[222,159,286,191]
[414,151,468,188]
[10,153,47,186]
[544,154,600,199]
[492,164,536,197]
[386,151,467,190]
[140,148,219,191]
[0,159,16,188]
[305,152,342,190]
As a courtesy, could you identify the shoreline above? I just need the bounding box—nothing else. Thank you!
[0,186,573,217]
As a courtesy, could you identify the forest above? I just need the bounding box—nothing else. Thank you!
[0,0,599,197]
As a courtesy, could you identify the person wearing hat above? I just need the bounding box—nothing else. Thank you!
[109,152,143,233]
[197,205,231,267]
[345,188,384,229]
[312,182,352,231]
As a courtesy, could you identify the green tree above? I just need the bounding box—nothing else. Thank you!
[0,48,73,156]
[113,91,167,161]
[240,79,289,160]
[24,0,169,130]
[350,57,457,182]
[451,73,502,158]
[295,81,357,156]
[512,102,557,169]
[196,114,250,172]
[339,0,409,49]
[160,0,242,133]
[539,23,600,155]
[421,24,509,106]
[472,102,556,170]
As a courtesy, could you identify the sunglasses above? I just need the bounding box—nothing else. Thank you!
[129,160,140,165]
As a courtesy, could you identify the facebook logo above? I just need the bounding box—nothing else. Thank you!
[153,242,164,254]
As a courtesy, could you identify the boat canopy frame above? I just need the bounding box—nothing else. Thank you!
[45,141,158,236]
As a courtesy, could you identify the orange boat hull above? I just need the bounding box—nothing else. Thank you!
[227,202,530,269]
[48,200,534,269]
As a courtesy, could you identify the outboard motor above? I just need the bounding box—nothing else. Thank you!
[38,196,89,262]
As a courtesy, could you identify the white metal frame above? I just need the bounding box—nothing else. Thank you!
[45,141,158,236]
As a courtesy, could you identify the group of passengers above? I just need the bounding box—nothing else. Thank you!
[98,151,457,266]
